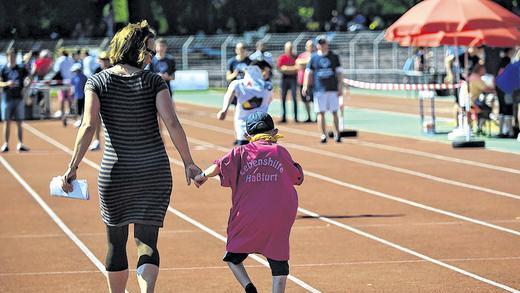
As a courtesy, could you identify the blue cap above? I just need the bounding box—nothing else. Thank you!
[246,111,274,136]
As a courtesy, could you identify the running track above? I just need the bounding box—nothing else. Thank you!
[1,101,519,292]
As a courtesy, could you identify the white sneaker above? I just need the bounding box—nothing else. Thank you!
[89,140,100,151]
[16,143,29,152]
[53,110,63,118]
[517,133,520,142]
[74,120,82,128]
[0,143,8,153]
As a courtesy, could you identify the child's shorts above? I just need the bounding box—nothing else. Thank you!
[223,251,289,276]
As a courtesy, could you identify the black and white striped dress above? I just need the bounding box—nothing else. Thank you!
[85,70,172,227]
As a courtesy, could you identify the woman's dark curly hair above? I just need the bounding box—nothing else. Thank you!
[109,20,155,68]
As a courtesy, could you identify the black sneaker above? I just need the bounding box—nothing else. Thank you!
[278,118,287,124]
[334,135,342,143]
[0,143,8,153]
[320,134,327,143]
[304,118,313,123]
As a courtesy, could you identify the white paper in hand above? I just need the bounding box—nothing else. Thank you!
[50,176,89,200]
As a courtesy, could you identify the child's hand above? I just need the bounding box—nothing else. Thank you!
[217,110,227,120]
[194,173,208,188]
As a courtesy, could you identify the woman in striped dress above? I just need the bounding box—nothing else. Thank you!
[61,21,202,293]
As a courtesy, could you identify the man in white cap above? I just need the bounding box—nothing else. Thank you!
[302,35,344,143]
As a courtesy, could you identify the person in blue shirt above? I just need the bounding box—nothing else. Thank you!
[226,42,251,83]
[303,35,344,143]
[150,38,176,104]
[0,49,30,152]
[70,63,88,128]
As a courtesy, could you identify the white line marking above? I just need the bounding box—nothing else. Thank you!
[296,207,520,292]
[177,104,520,173]
[181,119,520,201]
[0,156,131,293]
[3,256,520,277]
[24,123,520,292]
[186,135,520,237]
[22,124,321,293]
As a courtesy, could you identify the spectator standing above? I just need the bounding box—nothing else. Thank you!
[89,51,111,151]
[150,38,176,99]
[249,41,274,68]
[496,48,515,138]
[81,49,98,77]
[303,35,343,143]
[295,39,315,123]
[53,48,75,124]
[277,41,298,123]
[0,49,30,152]
[31,50,53,80]
[70,63,87,128]
[226,42,250,83]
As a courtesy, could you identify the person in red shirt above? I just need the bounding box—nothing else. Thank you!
[296,39,315,123]
[31,50,53,80]
[277,41,298,123]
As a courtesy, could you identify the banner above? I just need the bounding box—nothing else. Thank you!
[171,70,209,90]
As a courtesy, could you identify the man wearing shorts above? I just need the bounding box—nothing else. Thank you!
[0,49,29,152]
[303,35,343,143]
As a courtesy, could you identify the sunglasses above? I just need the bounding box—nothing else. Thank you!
[145,48,156,58]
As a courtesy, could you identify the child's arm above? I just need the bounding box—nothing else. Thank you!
[293,162,304,186]
[194,163,220,187]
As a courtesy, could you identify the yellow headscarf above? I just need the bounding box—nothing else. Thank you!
[248,133,284,143]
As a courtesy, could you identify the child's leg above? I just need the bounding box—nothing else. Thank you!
[223,252,257,292]
[267,258,289,293]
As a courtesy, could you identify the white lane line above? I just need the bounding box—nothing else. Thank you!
[186,136,520,237]
[181,118,520,201]
[169,207,321,293]
[23,124,321,293]
[25,123,520,235]
[3,256,520,277]
[178,146,520,292]
[25,123,519,292]
[176,104,520,174]
[0,156,131,293]
[296,207,520,293]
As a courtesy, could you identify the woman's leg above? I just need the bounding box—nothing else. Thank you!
[267,258,289,293]
[105,225,129,293]
[134,224,160,293]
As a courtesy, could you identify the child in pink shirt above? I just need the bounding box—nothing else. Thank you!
[195,112,303,293]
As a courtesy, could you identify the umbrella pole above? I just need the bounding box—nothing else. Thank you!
[464,50,471,140]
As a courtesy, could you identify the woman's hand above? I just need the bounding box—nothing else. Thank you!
[194,172,208,188]
[185,163,202,186]
[61,166,77,193]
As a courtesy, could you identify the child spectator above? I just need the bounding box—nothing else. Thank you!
[195,111,304,293]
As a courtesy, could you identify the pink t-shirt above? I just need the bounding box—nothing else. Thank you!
[296,51,312,85]
[215,140,303,260]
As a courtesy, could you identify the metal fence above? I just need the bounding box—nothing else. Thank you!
[0,31,451,87]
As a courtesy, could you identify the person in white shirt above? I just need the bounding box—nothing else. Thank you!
[218,61,273,145]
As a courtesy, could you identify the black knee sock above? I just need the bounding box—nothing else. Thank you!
[245,283,257,293]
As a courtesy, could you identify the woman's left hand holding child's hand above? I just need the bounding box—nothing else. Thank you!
[194,172,208,188]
